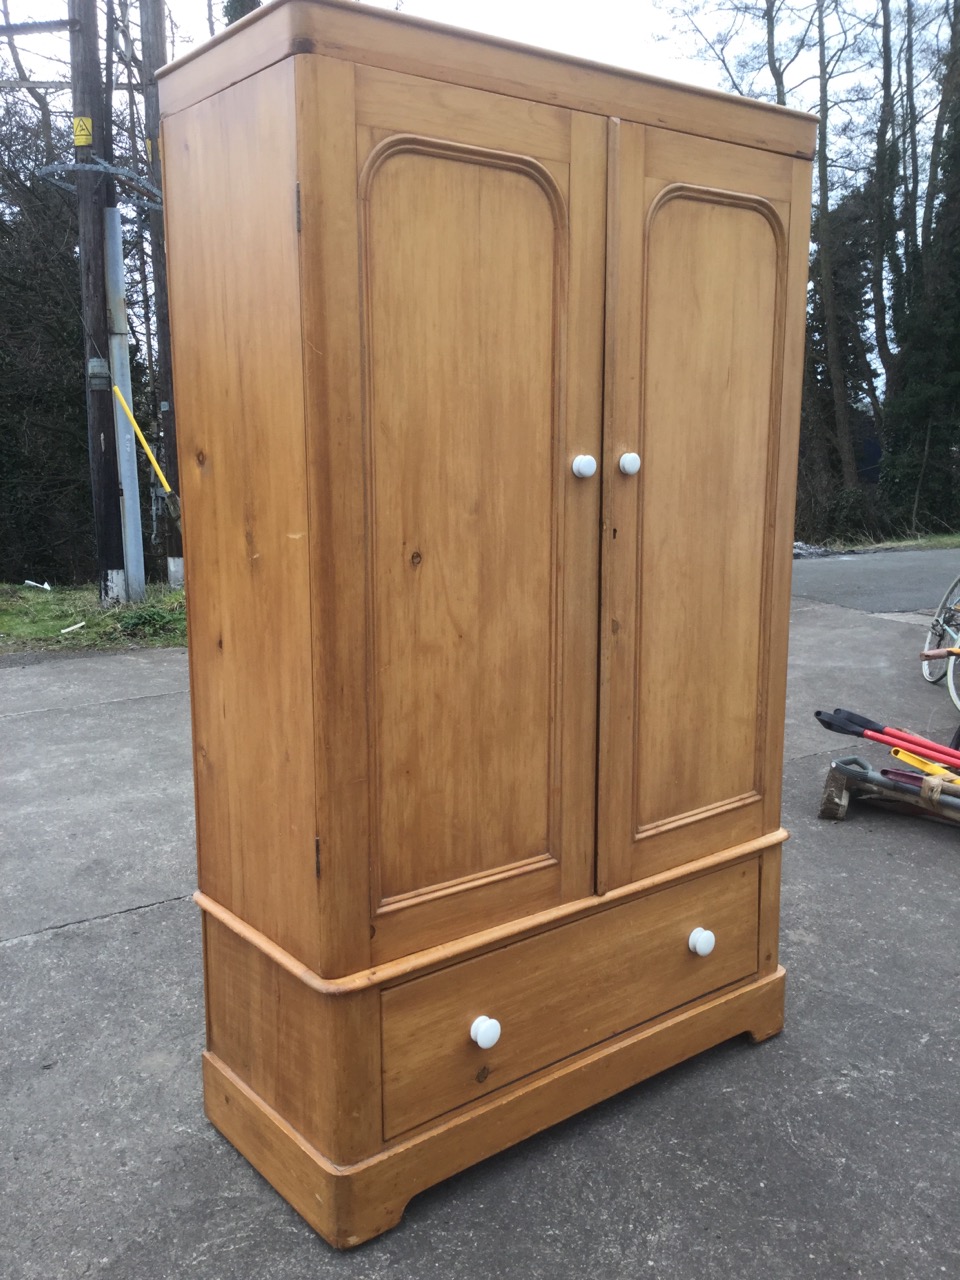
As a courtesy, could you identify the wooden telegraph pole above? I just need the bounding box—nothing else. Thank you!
[140,0,182,584]
[68,0,126,601]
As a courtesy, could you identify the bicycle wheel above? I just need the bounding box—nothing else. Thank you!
[922,571,960,684]
[947,654,960,713]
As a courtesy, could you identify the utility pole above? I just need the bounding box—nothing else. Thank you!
[69,0,126,601]
[104,205,147,602]
[102,0,145,601]
[141,0,182,586]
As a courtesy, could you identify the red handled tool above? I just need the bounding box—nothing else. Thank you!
[832,708,960,765]
[814,710,960,770]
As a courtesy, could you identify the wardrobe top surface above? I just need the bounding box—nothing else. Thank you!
[158,0,818,161]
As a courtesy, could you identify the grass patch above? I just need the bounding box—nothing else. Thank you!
[0,582,187,655]
[828,532,960,553]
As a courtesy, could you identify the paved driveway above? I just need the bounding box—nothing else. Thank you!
[2,551,959,1278]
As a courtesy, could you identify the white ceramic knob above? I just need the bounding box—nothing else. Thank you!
[470,1015,502,1050]
[571,454,598,479]
[688,927,716,957]
[619,452,641,476]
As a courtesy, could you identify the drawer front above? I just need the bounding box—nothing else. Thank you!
[381,858,760,1137]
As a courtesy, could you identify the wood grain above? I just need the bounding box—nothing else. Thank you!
[354,63,571,160]
[352,70,603,962]
[162,61,322,970]
[202,966,786,1247]
[158,0,818,161]
[361,139,561,900]
[161,13,810,1244]
[760,159,815,834]
[757,846,782,977]
[596,117,645,896]
[203,912,381,1165]
[562,109,607,902]
[644,127,795,203]
[598,118,793,892]
[636,189,783,832]
[381,859,760,1137]
[294,54,372,979]
[195,830,784,995]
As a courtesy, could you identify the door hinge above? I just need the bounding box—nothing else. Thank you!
[314,834,321,878]
[296,182,301,233]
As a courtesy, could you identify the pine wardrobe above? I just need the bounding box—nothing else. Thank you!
[159,0,815,1249]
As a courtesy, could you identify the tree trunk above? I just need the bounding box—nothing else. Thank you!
[69,0,126,600]
[1,0,54,162]
[764,0,787,105]
[141,0,182,570]
[922,0,960,255]
[871,0,896,377]
[816,0,858,490]
[902,0,920,279]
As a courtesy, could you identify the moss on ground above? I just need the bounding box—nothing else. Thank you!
[0,583,187,655]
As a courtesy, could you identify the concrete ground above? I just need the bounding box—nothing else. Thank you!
[2,548,959,1279]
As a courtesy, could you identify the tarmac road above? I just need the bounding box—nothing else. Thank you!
[2,548,959,1280]
[791,543,959,615]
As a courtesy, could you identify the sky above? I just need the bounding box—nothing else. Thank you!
[167,0,723,91]
[1,0,725,112]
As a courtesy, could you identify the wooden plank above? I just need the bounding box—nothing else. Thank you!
[294,56,372,979]
[371,862,561,967]
[597,117,645,895]
[644,127,795,203]
[162,60,322,970]
[348,76,602,963]
[195,828,784,994]
[599,125,798,893]
[636,193,781,833]
[202,966,786,1247]
[381,859,759,1137]
[362,144,561,902]
[757,845,782,976]
[560,110,607,904]
[158,0,818,160]
[157,2,302,117]
[354,62,571,160]
[761,159,814,834]
[204,913,381,1165]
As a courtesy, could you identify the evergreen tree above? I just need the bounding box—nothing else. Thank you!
[223,0,261,25]
[797,187,881,541]
[881,85,960,533]
[0,93,96,583]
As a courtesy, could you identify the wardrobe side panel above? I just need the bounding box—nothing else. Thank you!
[760,158,814,833]
[162,61,322,968]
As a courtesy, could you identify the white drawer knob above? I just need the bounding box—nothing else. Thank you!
[688,927,716,957]
[571,454,597,479]
[619,452,641,476]
[470,1015,501,1050]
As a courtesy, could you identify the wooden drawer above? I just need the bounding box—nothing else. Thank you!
[381,858,760,1137]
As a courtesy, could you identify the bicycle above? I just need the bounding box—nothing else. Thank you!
[921,571,960,711]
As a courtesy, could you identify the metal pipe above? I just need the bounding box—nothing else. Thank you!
[104,205,146,602]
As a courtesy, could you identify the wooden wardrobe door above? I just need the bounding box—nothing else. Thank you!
[597,121,808,890]
[299,60,606,967]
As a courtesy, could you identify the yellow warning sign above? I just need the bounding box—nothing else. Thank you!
[73,116,93,147]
